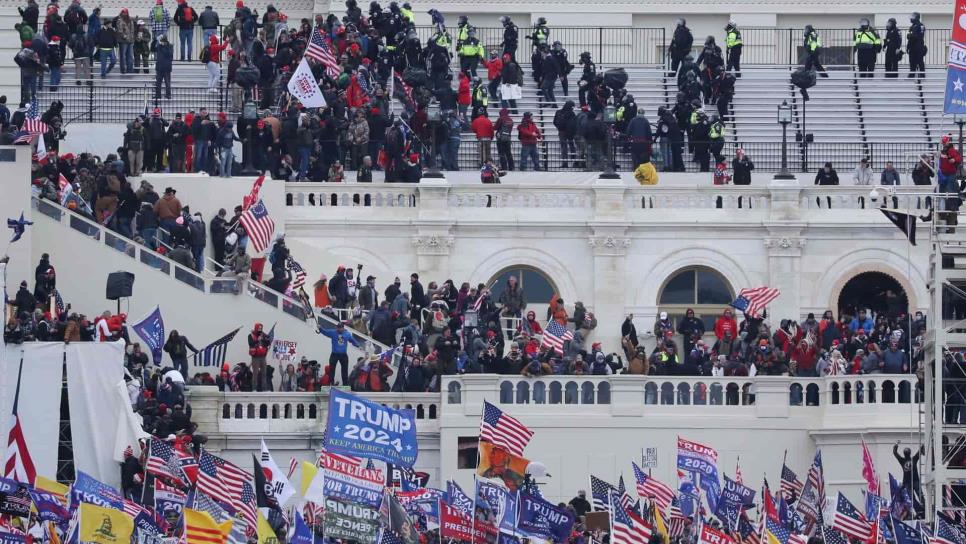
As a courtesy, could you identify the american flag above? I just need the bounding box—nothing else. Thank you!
[197,450,250,509]
[146,437,186,486]
[617,476,634,511]
[797,450,825,522]
[305,26,341,78]
[780,463,804,500]
[3,363,36,485]
[765,516,792,544]
[738,513,760,544]
[632,461,674,513]
[822,523,850,544]
[730,286,780,318]
[381,529,404,544]
[590,475,618,512]
[122,499,144,518]
[239,200,275,254]
[540,320,573,355]
[52,289,65,317]
[189,490,248,544]
[11,130,35,144]
[287,257,307,289]
[736,457,744,485]
[931,516,961,544]
[237,480,257,536]
[191,327,241,367]
[668,498,688,538]
[287,457,298,479]
[479,400,533,456]
[829,492,872,540]
[610,490,653,544]
[23,102,48,134]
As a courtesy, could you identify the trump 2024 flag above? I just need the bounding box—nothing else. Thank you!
[945,0,966,114]
[288,58,327,108]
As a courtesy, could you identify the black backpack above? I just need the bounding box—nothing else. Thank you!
[199,45,210,63]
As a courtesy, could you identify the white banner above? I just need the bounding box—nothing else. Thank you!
[287,58,327,108]
[272,339,298,362]
[67,341,126,489]
[1,342,65,481]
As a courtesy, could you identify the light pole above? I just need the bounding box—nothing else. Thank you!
[600,105,619,179]
[423,103,444,179]
[237,100,260,176]
[775,100,794,180]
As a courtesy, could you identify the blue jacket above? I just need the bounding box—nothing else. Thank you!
[850,317,874,333]
[155,42,173,74]
[319,328,360,354]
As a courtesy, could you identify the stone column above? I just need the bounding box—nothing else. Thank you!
[412,179,455,280]
[589,177,630,350]
[765,177,805,321]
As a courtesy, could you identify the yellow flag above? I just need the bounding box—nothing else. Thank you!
[300,461,318,497]
[35,476,69,499]
[256,510,280,544]
[653,503,669,541]
[184,508,233,544]
[301,461,325,503]
[78,503,134,544]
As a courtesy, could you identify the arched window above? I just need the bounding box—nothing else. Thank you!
[487,266,558,307]
[658,267,734,330]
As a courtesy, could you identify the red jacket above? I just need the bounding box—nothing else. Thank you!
[471,115,494,139]
[346,75,370,109]
[941,145,962,175]
[482,57,503,80]
[207,40,228,63]
[714,314,737,340]
[517,120,541,145]
[458,75,471,106]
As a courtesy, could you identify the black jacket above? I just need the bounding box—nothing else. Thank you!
[814,168,840,185]
[732,156,754,184]
[553,106,576,137]
[670,25,693,56]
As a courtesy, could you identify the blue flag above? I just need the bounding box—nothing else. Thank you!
[446,480,473,517]
[889,473,913,519]
[0,531,24,544]
[290,513,314,544]
[325,389,418,467]
[131,306,165,365]
[890,515,922,544]
[6,213,31,243]
[516,492,575,543]
[69,471,124,510]
[28,488,70,523]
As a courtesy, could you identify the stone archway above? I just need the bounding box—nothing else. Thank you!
[837,271,909,318]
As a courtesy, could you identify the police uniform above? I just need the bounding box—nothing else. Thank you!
[906,19,926,78]
[883,22,902,78]
[854,26,881,77]
[550,46,573,96]
[578,56,596,107]
[458,36,483,77]
[502,20,519,60]
[804,29,827,75]
[725,25,742,75]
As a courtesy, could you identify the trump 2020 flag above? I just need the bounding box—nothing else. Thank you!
[945,0,966,113]
[131,306,165,365]
[288,58,327,108]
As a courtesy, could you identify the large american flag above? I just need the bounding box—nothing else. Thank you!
[797,450,825,523]
[23,102,48,134]
[3,365,35,485]
[610,491,652,544]
[829,492,872,540]
[540,320,573,355]
[197,450,250,509]
[239,199,275,254]
[122,499,144,518]
[237,480,257,536]
[305,26,341,78]
[590,475,619,512]
[479,400,533,456]
[730,286,780,318]
[931,516,962,544]
[192,327,241,367]
[780,463,804,500]
[668,498,688,538]
[632,461,674,513]
[287,257,307,289]
[146,437,186,486]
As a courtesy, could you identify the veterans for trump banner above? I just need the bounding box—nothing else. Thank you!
[287,58,327,108]
[325,389,418,467]
[321,449,385,508]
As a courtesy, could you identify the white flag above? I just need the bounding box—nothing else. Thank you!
[260,439,297,506]
[287,58,327,108]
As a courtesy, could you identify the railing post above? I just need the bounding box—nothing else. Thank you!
[599,27,604,64]
[87,82,94,123]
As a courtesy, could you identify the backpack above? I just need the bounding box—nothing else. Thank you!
[430,310,446,331]
[199,45,209,63]
[65,7,82,28]
[152,5,165,22]
[182,7,194,23]
[480,165,497,183]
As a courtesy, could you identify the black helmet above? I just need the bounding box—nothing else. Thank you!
[458,15,467,24]
[690,98,701,108]
[725,21,735,31]
[500,15,510,25]
[402,2,410,8]
[911,12,921,22]
[804,24,814,34]
[537,17,547,25]
[859,18,870,29]
[677,18,685,26]
[552,40,562,49]
[675,91,686,102]
[887,17,897,27]
[564,99,575,108]
[658,106,667,116]
[705,35,716,46]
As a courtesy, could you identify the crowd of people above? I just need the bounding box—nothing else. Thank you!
[9,0,941,182]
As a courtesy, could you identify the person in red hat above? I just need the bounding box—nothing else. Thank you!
[47,35,65,92]
[115,6,135,74]
[203,34,228,91]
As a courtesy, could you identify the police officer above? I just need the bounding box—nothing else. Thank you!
[456,15,473,49]
[803,25,828,78]
[907,12,926,78]
[550,41,573,97]
[471,76,488,119]
[712,66,735,120]
[708,114,725,163]
[668,18,694,75]
[458,28,483,77]
[529,17,549,49]
[539,46,559,108]
[500,16,518,61]
[854,18,881,78]
[398,2,414,25]
[883,18,902,78]
[615,93,637,134]
[696,36,723,103]
[656,106,685,172]
[690,108,710,172]
[725,21,742,76]
[577,51,596,107]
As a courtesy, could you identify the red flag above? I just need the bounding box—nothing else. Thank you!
[763,479,779,523]
[242,175,265,211]
[861,441,879,495]
[4,361,36,485]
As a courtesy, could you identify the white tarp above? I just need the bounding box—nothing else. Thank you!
[66,341,125,488]
[1,342,65,481]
